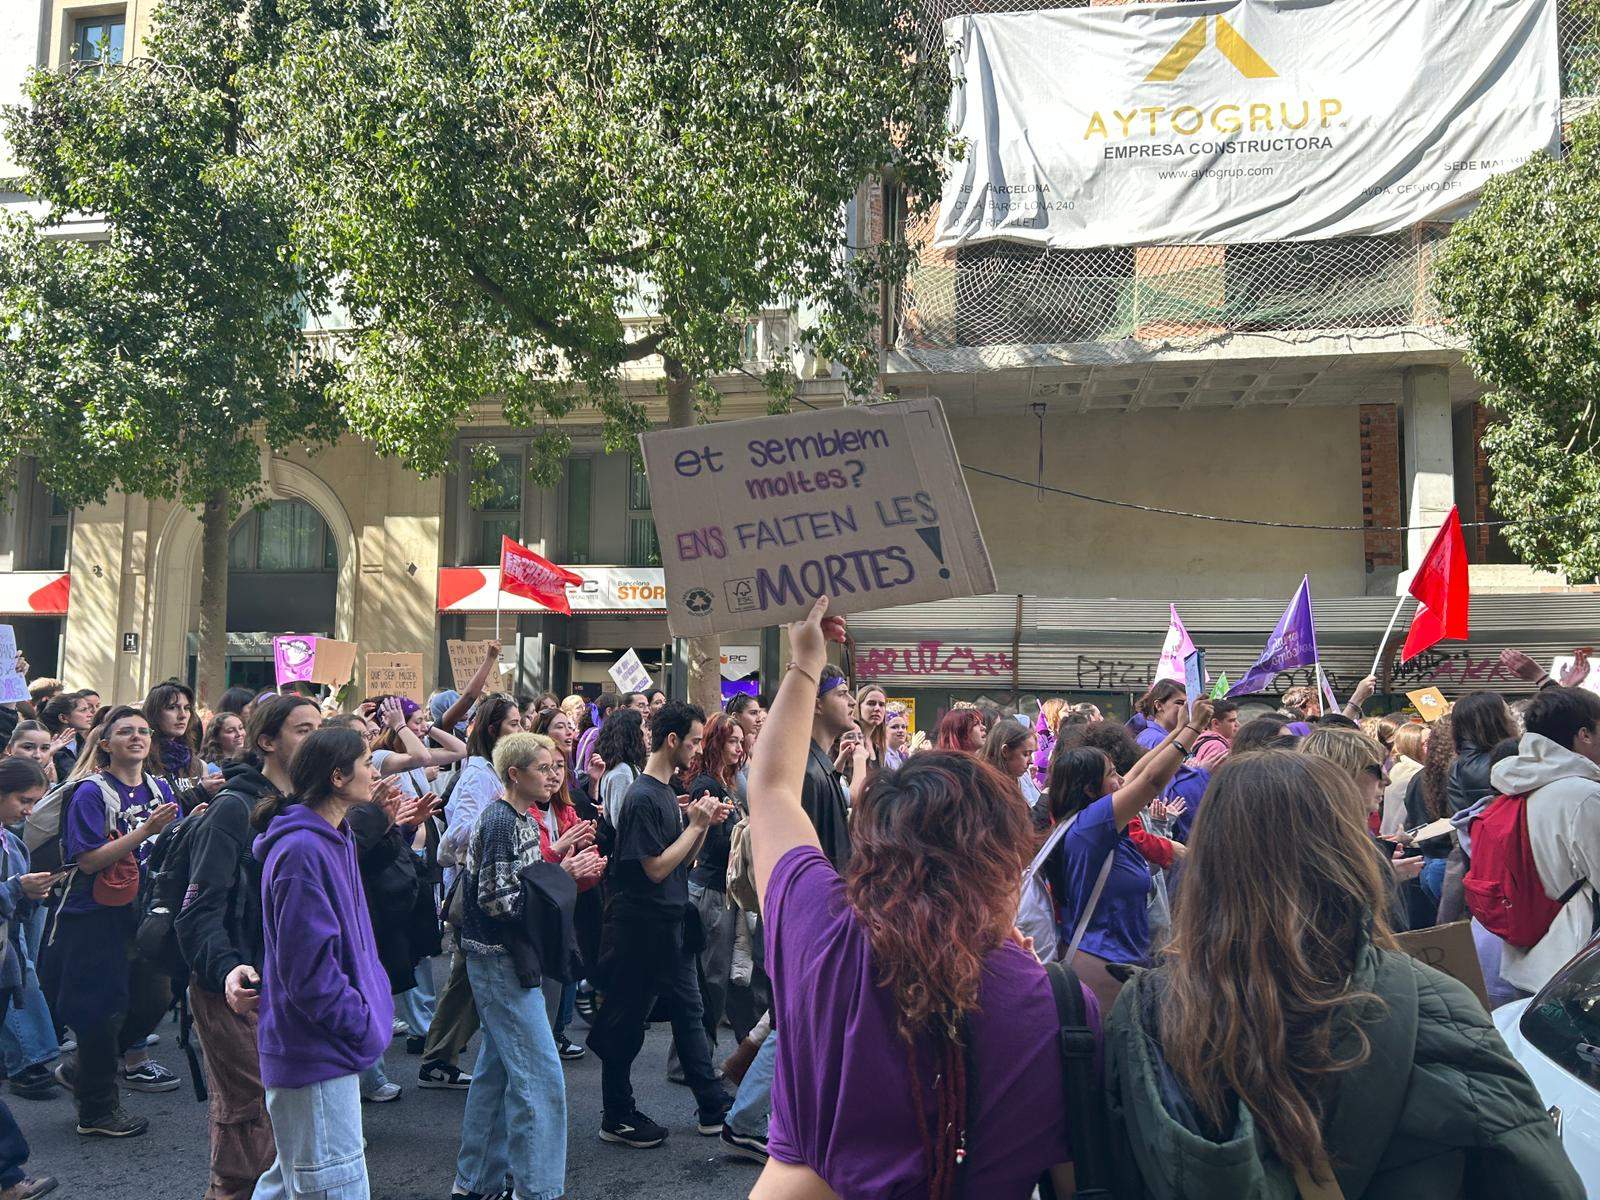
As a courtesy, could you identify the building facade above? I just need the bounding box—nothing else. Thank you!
[2,0,1595,714]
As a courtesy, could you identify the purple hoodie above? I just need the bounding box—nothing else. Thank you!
[253,805,393,1089]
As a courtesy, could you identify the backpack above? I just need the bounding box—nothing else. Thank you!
[1035,962,1113,1200]
[135,805,210,980]
[22,775,105,872]
[1017,819,1071,962]
[725,815,759,913]
[1463,793,1585,949]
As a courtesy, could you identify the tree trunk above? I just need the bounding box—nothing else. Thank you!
[195,486,231,707]
[663,358,724,716]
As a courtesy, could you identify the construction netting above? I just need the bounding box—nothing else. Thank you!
[896,0,1600,355]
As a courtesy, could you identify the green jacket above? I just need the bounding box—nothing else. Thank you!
[1105,942,1583,1200]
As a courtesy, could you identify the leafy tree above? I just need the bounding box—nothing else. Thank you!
[0,0,347,700]
[248,0,948,709]
[1434,111,1600,581]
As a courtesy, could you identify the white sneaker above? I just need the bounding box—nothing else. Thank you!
[362,1082,402,1103]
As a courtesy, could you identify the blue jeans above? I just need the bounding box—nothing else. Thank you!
[726,1029,777,1139]
[455,954,566,1200]
[1421,856,1447,905]
[393,956,439,1037]
[0,1096,29,1188]
[2,908,59,1074]
[358,1060,389,1096]
[253,1073,367,1200]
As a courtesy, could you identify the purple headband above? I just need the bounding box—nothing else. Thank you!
[819,672,849,698]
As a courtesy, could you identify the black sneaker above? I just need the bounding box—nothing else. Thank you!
[599,1110,667,1148]
[720,1124,769,1163]
[418,1062,473,1089]
[120,1061,180,1092]
[556,1036,585,1061]
[9,1065,56,1100]
[697,1091,735,1135]
[574,984,598,1022]
[77,1106,149,1138]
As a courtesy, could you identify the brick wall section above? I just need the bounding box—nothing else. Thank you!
[1472,402,1494,562]
[1360,403,1402,570]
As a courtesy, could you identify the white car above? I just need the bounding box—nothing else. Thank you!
[1495,939,1600,1197]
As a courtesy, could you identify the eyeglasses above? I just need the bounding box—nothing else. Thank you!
[532,763,564,776]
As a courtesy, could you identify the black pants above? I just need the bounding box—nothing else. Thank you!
[0,1096,28,1189]
[74,953,171,1122]
[587,916,723,1120]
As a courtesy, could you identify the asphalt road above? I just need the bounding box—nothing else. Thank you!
[14,1014,760,1200]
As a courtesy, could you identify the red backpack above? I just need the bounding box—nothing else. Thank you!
[1462,793,1586,949]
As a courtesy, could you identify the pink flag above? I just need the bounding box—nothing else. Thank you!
[1155,605,1198,683]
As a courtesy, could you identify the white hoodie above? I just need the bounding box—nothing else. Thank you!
[1489,732,1600,994]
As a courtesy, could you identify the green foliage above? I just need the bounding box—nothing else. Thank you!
[0,0,344,516]
[247,0,949,480]
[1434,111,1600,580]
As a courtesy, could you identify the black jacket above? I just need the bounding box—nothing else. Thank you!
[505,861,579,989]
[175,761,273,994]
[347,803,440,992]
[50,742,78,785]
[802,740,851,871]
[1447,747,1497,815]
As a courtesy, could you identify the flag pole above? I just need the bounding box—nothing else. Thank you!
[1370,592,1407,679]
[495,580,502,645]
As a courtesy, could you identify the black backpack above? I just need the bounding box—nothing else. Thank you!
[1037,962,1115,1200]
[135,806,209,981]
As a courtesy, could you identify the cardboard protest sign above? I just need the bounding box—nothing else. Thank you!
[608,649,653,695]
[0,626,26,705]
[274,635,358,689]
[367,653,425,704]
[1406,687,1451,723]
[1407,816,1455,843]
[639,399,995,637]
[1394,920,1490,1011]
[887,697,917,736]
[447,640,511,695]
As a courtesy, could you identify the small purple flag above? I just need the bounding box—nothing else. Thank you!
[1228,577,1319,697]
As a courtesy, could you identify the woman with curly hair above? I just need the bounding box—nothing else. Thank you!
[1106,750,1581,1200]
[743,597,1078,1198]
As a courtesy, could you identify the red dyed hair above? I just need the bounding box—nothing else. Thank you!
[934,708,984,752]
[844,751,1033,1199]
[692,711,743,792]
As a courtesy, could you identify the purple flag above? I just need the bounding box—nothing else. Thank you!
[1228,577,1319,697]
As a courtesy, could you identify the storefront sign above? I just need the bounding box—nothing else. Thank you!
[0,571,69,616]
[719,646,759,680]
[936,0,1558,249]
[641,399,995,637]
[437,565,665,614]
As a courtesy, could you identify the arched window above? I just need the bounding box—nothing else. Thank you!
[229,500,338,572]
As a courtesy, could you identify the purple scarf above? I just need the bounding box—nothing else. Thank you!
[160,736,193,777]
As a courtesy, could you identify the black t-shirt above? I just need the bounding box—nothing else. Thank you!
[687,773,738,892]
[610,773,688,920]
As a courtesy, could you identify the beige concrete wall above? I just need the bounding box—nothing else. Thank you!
[61,440,445,704]
[951,405,1368,599]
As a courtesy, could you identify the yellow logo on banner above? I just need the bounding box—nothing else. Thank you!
[1145,15,1277,83]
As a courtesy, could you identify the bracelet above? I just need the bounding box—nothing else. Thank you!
[1537,674,1555,690]
[1173,739,1196,755]
[785,661,819,688]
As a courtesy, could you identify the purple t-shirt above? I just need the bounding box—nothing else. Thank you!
[766,845,1076,1198]
[61,776,170,914]
[1053,794,1153,965]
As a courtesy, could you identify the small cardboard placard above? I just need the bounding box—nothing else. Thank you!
[608,648,653,695]
[273,635,358,689]
[1183,649,1206,706]
[0,626,26,705]
[1551,653,1600,697]
[1406,687,1451,723]
[446,640,511,695]
[366,653,425,704]
[639,398,996,637]
[1393,919,1490,1011]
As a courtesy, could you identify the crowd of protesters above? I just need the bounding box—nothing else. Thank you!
[0,628,1590,1199]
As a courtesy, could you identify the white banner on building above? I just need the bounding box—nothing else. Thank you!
[935,0,1560,250]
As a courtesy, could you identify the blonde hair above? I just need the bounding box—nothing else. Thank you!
[1299,726,1384,783]
[1391,722,1428,765]
[1040,698,1066,736]
[493,731,553,784]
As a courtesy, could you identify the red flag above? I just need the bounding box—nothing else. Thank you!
[1401,506,1469,662]
[498,537,584,614]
